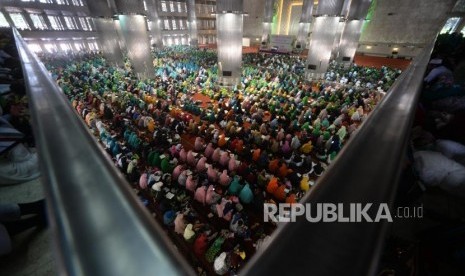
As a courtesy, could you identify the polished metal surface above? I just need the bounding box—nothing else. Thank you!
[13,28,195,276]
[316,0,345,16]
[113,0,145,14]
[263,0,276,23]
[117,15,154,79]
[187,0,198,46]
[241,41,435,276]
[94,18,124,67]
[85,0,115,18]
[348,0,373,20]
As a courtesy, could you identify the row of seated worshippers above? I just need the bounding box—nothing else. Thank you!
[325,60,402,92]
[45,46,399,275]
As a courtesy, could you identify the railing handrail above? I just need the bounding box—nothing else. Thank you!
[240,42,435,275]
[13,28,195,276]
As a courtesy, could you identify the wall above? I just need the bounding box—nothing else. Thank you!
[360,0,456,45]
[357,42,423,58]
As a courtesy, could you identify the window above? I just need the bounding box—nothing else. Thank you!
[169,1,175,12]
[44,43,57,53]
[30,14,48,30]
[85,17,93,31]
[440,17,461,34]
[10,13,30,30]
[59,43,71,52]
[48,15,64,30]
[74,42,83,51]
[177,2,182,12]
[179,19,184,30]
[63,16,76,30]
[171,19,177,30]
[164,19,169,29]
[39,0,54,3]
[71,0,84,6]
[161,1,168,12]
[78,17,88,30]
[27,43,42,53]
[56,0,69,5]
[0,12,10,28]
[88,41,99,51]
[87,40,99,51]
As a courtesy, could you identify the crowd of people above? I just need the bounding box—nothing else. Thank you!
[43,47,400,274]
[412,32,465,197]
[377,32,465,275]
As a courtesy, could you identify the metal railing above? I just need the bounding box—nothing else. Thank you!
[13,25,434,275]
[13,28,195,276]
[241,42,435,275]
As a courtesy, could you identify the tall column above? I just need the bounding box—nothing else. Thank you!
[295,0,314,50]
[86,0,124,67]
[305,0,345,79]
[113,18,127,53]
[187,0,198,46]
[330,0,351,59]
[336,0,372,65]
[216,0,244,87]
[330,19,345,59]
[146,0,163,48]
[114,0,154,79]
[94,18,124,66]
[117,15,154,79]
[261,0,276,47]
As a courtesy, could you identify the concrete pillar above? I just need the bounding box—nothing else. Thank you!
[94,18,124,66]
[331,19,346,59]
[306,0,345,79]
[336,0,372,65]
[113,0,154,79]
[187,0,198,46]
[295,0,314,50]
[113,0,145,15]
[113,19,127,54]
[117,15,154,79]
[86,0,124,66]
[216,0,244,87]
[261,0,276,47]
